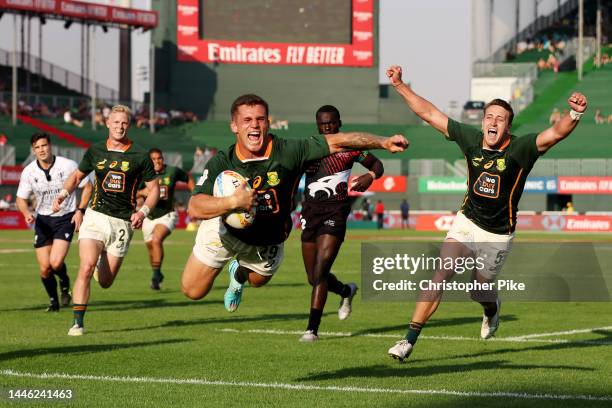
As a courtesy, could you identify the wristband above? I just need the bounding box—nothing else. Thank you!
[569,109,583,121]
[78,208,86,214]
[59,189,69,199]
[138,205,150,217]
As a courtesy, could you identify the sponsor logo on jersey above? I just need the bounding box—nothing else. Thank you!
[471,156,483,167]
[121,161,130,172]
[96,159,107,170]
[473,172,500,198]
[496,158,506,171]
[483,160,494,170]
[160,185,169,200]
[102,171,126,192]
[267,172,280,187]
[109,161,118,169]
[308,170,350,198]
[253,176,263,189]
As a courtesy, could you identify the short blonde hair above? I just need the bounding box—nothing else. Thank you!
[110,104,132,121]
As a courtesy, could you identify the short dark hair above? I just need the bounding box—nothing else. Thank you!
[30,132,50,146]
[231,94,269,118]
[484,99,514,125]
[316,105,341,120]
[148,147,163,156]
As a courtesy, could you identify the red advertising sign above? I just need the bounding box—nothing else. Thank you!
[0,211,30,229]
[348,175,407,193]
[0,0,158,28]
[0,165,23,185]
[557,177,612,194]
[176,0,374,66]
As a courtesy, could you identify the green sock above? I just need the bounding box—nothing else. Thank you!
[405,321,425,345]
[73,304,87,327]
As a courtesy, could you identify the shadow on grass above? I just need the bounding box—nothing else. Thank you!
[0,338,192,363]
[295,360,592,382]
[406,329,612,365]
[0,298,223,313]
[95,312,333,334]
[335,315,520,339]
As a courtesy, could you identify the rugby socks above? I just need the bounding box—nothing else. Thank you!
[73,304,87,328]
[327,273,351,298]
[405,321,425,345]
[53,263,70,293]
[481,301,498,318]
[41,276,58,305]
[306,308,323,335]
[151,266,164,283]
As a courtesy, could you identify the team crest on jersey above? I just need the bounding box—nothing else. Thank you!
[109,161,118,169]
[483,160,494,169]
[496,158,506,171]
[471,156,483,167]
[96,159,107,170]
[121,161,130,172]
[267,172,280,186]
[163,176,170,185]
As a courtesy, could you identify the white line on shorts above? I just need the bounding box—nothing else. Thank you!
[506,326,612,340]
[214,328,612,345]
[1,369,610,402]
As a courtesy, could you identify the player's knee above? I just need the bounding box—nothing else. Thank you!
[98,279,113,289]
[49,259,64,271]
[151,236,164,246]
[39,266,52,278]
[181,284,204,300]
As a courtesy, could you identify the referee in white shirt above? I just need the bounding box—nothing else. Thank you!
[16,133,91,312]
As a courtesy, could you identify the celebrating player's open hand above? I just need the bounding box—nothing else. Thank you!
[383,134,409,153]
[568,92,587,113]
[386,65,403,87]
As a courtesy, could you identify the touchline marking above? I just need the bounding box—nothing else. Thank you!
[1,369,610,402]
[215,328,612,345]
[507,326,612,340]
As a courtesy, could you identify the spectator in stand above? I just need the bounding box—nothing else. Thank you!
[400,199,410,229]
[63,109,84,128]
[0,133,8,146]
[375,199,385,229]
[0,194,11,211]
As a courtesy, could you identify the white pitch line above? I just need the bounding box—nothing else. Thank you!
[507,326,612,340]
[1,369,610,402]
[215,328,612,345]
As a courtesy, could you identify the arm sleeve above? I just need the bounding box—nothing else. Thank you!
[16,168,32,199]
[176,167,190,183]
[141,155,157,182]
[511,133,540,169]
[446,119,483,154]
[192,156,224,196]
[78,148,95,174]
[292,134,331,168]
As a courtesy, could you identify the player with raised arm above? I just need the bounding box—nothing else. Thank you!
[181,94,408,312]
[53,105,159,336]
[385,65,587,361]
[16,133,91,311]
[299,105,384,342]
[139,148,194,290]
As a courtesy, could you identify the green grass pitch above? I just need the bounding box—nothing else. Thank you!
[0,229,611,407]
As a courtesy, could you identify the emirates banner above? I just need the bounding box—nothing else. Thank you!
[0,0,158,28]
[176,0,374,66]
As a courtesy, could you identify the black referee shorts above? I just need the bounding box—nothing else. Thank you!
[34,212,76,248]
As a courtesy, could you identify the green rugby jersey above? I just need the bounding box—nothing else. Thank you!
[79,140,156,220]
[147,165,189,219]
[193,134,330,245]
[447,119,540,234]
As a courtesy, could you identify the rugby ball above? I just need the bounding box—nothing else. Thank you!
[213,170,256,229]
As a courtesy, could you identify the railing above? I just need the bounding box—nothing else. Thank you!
[0,47,118,101]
